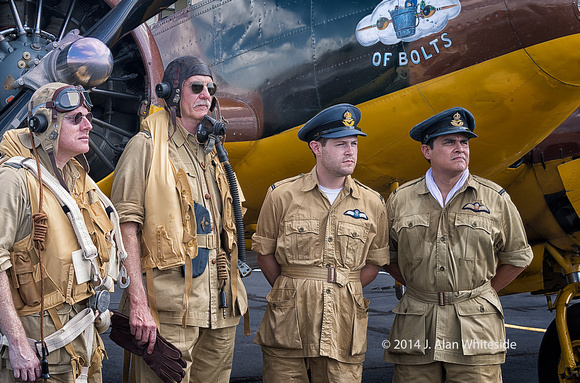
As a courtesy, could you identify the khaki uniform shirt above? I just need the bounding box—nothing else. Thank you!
[252,167,389,363]
[384,174,533,365]
[111,114,246,328]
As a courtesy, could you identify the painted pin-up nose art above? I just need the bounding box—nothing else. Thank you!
[356,0,461,46]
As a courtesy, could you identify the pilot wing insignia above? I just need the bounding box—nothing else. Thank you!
[344,209,369,220]
[462,202,490,213]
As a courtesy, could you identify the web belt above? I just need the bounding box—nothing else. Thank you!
[281,265,361,287]
[405,281,493,306]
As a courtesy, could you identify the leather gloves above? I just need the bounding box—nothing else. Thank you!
[109,311,187,383]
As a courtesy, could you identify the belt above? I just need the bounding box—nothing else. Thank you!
[281,265,360,287]
[197,233,216,249]
[405,281,493,306]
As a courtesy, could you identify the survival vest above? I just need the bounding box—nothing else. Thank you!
[139,110,239,270]
[3,157,112,317]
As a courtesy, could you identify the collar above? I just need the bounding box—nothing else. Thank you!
[301,166,360,199]
[415,171,477,198]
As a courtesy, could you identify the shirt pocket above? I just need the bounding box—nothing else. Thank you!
[394,213,430,262]
[254,288,303,350]
[453,213,493,261]
[337,221,369,266]
[284,219,320,261]
[456,293,505,355]
[350,292,370,356]
[387,298,427,355]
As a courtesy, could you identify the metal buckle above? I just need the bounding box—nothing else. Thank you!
[438,291,446,306]
[327,267,338,284]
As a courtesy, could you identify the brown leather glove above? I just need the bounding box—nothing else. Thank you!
[109,311,187,383]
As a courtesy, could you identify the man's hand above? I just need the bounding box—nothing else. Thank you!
[9,340,41,382]
[130,301,158,354]
[120,221,158,354]
[0,271,40,381]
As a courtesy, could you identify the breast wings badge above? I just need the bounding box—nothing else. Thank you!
[344,209,368,220]
[462,202,490,213]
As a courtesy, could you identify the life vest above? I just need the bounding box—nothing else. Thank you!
[139,110,239,270]
[4,158,112,317]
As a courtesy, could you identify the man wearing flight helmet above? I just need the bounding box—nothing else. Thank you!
[0,82,122,382]
[111,56,248,382]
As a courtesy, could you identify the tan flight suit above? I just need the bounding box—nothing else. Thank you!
[0,129,112,382]
[111,109,247,383]
[252,167,389,382]
[383,175,533,382]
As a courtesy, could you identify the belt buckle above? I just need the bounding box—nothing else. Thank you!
[328,267,337,284]
[438,291,446,306]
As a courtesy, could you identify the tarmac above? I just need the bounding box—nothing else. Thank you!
[100,253,556,382]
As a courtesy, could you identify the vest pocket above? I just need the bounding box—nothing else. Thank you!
[387,298,427,355]
[457,294,505,355]
[11,251,41,307]
[284,220,319,261]
[254,288,302,349]
[351,292,370,356]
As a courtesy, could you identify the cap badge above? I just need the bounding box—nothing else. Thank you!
[450,112,464,127]
[342,110,355,127]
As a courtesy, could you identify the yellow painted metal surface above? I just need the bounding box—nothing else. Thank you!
[559,158,580,218]
[226,34,580,225]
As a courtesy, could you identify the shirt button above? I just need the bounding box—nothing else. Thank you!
[326,264,331,268]
[440,237,445,242]
[352,232,358,237]
[408,222,413,227]
[181,189,187,195]
[187,240,194,247]
[185,214,190,220]
[328,237,333,242]
[326,289,331,294]
[472,222,477,227]
[205,193,211,199]
[299,227,304,232]
[439,266,445,271]
[211,258,216,264]
[480,306,485,312]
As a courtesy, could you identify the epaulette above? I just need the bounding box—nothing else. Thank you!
[270,173,304,190]
[353,178,384,202]
[471,175,506,196]
[392,176,425,195]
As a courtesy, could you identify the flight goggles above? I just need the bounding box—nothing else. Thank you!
[31,85,92,119]
[190,81,217,96]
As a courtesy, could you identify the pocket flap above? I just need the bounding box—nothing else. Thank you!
[456,297,499,316]
[392,298,426,315]
[394,213,430,232]
[338,221,369,242]
[454,213,492,234]
[285,219,319,235]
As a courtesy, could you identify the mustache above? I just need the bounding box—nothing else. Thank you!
[193,100,211,108]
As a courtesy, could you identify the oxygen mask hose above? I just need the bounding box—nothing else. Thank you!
[199,114,251,277]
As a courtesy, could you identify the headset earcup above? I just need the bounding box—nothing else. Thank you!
[155,82,172,99]
[28,114,48,133]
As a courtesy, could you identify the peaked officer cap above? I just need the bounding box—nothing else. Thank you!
[298,103,367,142]
[410,107,477,144]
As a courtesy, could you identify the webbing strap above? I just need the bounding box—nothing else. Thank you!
[5,156,101,287]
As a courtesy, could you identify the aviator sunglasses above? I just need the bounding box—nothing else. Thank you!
[190,81,217,96]
[63,112,93,125]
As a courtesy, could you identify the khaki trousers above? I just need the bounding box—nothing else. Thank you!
[133,323,236,383]
[393,362,502,383]
[262,352,362,383]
